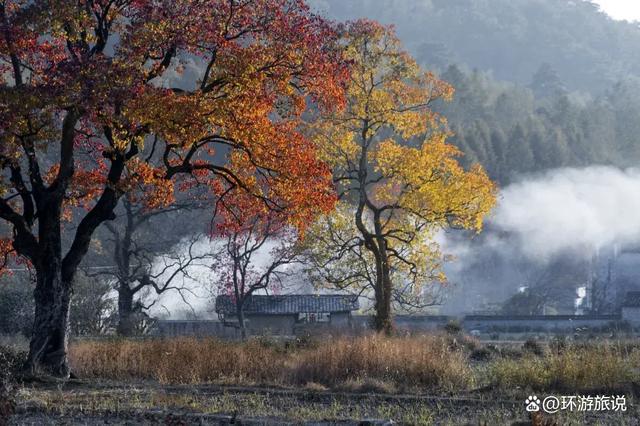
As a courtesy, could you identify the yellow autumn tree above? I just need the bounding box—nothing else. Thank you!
[305,20,497,333]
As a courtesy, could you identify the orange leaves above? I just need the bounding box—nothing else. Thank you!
[45,157,175,216]
[0,234,29,276]
[115,1,347,231]
[216,124,336,237]
[44,163,106,220]
[64,168,107,209]
[0,0,347,263]
[125,89,209,148]
[122,159,175,210]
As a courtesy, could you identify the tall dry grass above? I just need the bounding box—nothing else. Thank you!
[293,334,473,391]
[70,338,288,385]
[69,335,474,392]
[488,343,640,393]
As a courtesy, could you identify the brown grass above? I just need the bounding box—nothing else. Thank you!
[69,334,474,392]
[69,338,288,385]
[293,334,473,391]
[69,336,640,395]
[488,343,640,393]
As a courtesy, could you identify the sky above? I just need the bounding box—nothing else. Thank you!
[592,0,640,21]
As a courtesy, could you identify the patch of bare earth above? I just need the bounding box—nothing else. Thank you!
[7,380,640,425]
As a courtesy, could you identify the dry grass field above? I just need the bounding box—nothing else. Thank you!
[69,335,474,392]
[3,334,640,424]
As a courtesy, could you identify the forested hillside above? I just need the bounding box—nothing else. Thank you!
[436,66,640,184]
[316,0,640,93]
[316,0,640,185]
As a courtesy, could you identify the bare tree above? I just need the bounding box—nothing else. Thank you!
[213,215,301,339]
[95,198,210,335]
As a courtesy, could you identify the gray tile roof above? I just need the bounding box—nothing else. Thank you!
[215,294,359,315]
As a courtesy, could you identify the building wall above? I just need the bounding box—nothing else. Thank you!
[395,315,452,331]
[155,312,640,338]
[245,314,297,335]
[154,316,298,338]
[350,315,451,331]
[331,312,351,327]
[621,307,640,324]
[463,315,622,333]
[155,320,240,338]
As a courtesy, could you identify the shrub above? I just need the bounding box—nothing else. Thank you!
[522,338,545,356]
[0,278,35,337]
[0,345,25,422]
[549,336,567,354]
[0,345,26,384]
[470,347,493,361]
[444,320,462,335]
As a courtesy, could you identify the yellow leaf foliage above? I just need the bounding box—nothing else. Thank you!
[306,20,497,304]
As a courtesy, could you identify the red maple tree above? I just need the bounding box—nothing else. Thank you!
[0,0,345,376]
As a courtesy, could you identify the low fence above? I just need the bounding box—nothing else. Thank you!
[463,314,623,333]
[154,313,637,338]
[155,320,241,338]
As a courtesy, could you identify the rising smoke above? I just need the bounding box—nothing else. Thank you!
[493,166,640,258]
[152,166,640,317]
[440,166,640,313]
[147,237,299,319]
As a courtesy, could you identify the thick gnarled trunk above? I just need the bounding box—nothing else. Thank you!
[25,262,73,378]
[23,198,75,378]
[21,147,123,377]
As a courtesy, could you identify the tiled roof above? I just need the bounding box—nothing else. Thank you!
[622,291,640,308]
[215,294,359,315]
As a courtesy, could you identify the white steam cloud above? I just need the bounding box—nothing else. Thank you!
[491,166,640,259]
[439,166,640,313]
[150,166,640,316]
[147,237,301,319]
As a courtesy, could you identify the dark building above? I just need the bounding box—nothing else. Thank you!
[214,294,360,335]
[621,291,640,324]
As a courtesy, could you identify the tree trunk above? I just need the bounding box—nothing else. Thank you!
[371,214,394,334]
[237,305,247,340]
[358,213,394,333]
[18,112,125,378]
[372,253,394,335]
[24,262,73,378]
[355,127,394,334]
[117,284,136,337]
[24,199,75,378]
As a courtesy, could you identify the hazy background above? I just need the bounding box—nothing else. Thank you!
[144,0,640,317]
[6,0,640,320]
